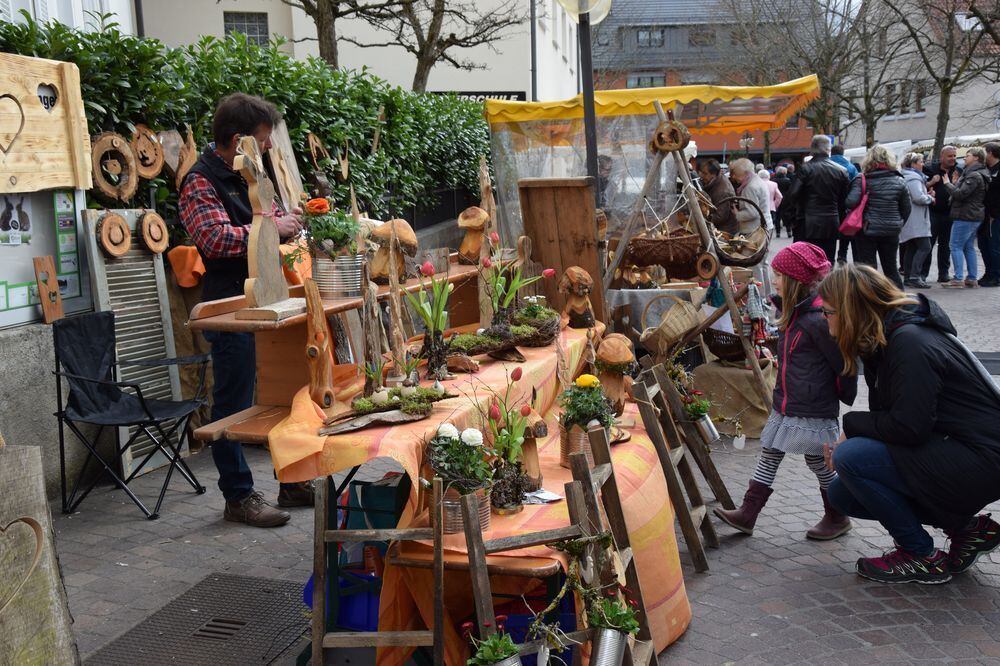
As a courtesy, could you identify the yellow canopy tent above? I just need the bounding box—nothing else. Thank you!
[484,75,820,239]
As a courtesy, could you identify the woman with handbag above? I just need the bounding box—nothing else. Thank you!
[819,264,1000,584]
[844,145,911,288]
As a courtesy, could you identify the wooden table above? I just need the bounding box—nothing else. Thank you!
[187,262,480,444]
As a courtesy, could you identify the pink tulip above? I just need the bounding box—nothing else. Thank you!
[520,404,532,417]
[542,268,556,278]
[490,231,500,244]
[482,257,493,269]
[420,261,435,277]
[489,402,502,421]
[510,367,522,382]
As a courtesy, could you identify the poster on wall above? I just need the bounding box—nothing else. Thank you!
[0,195,33,246]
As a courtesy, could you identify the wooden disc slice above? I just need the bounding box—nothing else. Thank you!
[130,124,164,180]
[696,252,720,280]
[653,119,691,153]
[97,212,131,258]
[92,132,138,202]
[139,211,169,254]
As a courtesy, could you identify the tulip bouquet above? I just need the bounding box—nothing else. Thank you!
[404,260,453,380]
[480,230,556,338]
[480,366,534,511]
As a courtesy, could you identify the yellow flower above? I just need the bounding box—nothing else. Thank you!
[575,374,600,388]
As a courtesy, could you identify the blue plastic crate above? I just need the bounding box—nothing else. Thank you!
[303,570,381,632]
[495,589,577,666]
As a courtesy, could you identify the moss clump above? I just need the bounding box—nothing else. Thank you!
[515,304,559,321]
[353,397,376,413]
[449,332,502,353]
[510,324,536,337]
[352,387,448,416]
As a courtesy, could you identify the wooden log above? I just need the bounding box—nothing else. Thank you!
[478,156,495,329]
[304,279,336,410]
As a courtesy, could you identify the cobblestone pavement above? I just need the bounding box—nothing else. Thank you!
[53,236,1000,663]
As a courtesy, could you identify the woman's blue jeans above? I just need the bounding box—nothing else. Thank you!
[950,219,982,281]
[827,437,936,556]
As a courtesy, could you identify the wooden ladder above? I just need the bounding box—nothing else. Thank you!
[311,477,444,664]
[632,367,720,573]
[461,481,592,657]
[567,428,657,666]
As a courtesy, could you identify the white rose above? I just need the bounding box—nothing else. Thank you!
[461,428,484,447]
[437,423,460,440]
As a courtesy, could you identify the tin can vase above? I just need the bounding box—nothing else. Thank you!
[312,253,364,298]
[439,486,490,535]
[590,628,628,666]
[559,423,608,469]
[694,414,720,443]
[489,655,522,666]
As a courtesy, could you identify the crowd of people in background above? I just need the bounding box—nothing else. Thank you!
[697,135,1000,290]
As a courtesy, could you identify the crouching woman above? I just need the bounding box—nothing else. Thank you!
[818,264,1000,584]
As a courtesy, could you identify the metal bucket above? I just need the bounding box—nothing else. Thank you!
[590,628,628,666]
[440,487,490,535]
[694,415,720,443]
[559,424,607,469]
[313,253,364,298]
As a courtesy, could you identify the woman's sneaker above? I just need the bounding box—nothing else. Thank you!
[856,548,951,584]
[944,514,1000,573]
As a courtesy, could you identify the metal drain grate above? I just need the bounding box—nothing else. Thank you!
[86,574,307,666]
[193,617,249,641]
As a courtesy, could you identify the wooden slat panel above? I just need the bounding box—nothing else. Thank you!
[321,631,433,648]
[323,528,433,543]
[483,525,583,554]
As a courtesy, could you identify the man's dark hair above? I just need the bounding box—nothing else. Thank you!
[700,158,722,175]
[598,154,613,167]
[986,142,1000,160]
[831,144,845,156]
[212,93,282,148]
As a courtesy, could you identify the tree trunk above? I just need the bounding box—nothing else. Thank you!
[412,55,433,92]
[933,86,951,161]
[316,4,339,68]
[865,121,875,148]
[762,131,771,167]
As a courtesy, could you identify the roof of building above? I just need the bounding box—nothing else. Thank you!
[600,0,734,27]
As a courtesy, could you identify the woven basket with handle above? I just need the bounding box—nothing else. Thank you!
[639,293,702,360]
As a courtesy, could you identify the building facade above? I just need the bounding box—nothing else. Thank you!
[0,0,137,33]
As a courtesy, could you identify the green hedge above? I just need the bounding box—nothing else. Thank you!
[0,14,491,219]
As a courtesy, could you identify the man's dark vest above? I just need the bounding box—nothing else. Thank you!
[182,146,255,302]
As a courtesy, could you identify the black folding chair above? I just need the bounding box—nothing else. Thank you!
[54,311,208,519]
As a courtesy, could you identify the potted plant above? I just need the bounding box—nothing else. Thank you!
[300,197,362,298]
[404,261,452,381]
[399,353,422,396]
[587,595,641,664]
[683,390,719,443]
[484,367,532,515]
[427,423,493,534]
[557,374,615,468]
[363,358,389,403]
[480,232,556,339]
[464,617,521,666]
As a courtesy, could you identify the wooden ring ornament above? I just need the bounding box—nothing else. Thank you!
[696,252,720,280]
[138,211,169,254]
[130,124,164,180]
[96,212,131,258]
[653,120,691,152]
[92,132,138,201]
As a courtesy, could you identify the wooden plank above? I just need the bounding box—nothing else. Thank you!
[58,61,92,189]
[517,629,591,656]
[432,478,444,666]
[312,476,328,666]
[255,325,311,406]
[32,256,63,323]
[322,631,434,648]
[323,528,433,543]
[267,120,305,212]
[591,463,612,490]
[462,491,497,638]
[237,136,288,309]
[234,297,307,321]
[222,407,291,444]
[387,543,562,578]
[483,525,583,554]
[192,404,274,442]
[0,445,77,664]
[519,177,593,189]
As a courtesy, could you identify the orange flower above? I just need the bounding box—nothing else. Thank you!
[305,198,330,215]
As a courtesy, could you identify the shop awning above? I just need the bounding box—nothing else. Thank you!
[484,75,820,135]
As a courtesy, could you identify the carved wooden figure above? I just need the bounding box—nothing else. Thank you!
[457,206,487,264]
[130,123,164,180]
[304,278,337,412]
[595,333,636,417]
[233,135,287,309]
[558,265,597,329]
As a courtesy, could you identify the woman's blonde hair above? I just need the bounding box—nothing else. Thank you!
[861,144,898,172]
[817,264,917,375]
[775,271,816,331]
[967,146,987,163]
[900,152,924,169]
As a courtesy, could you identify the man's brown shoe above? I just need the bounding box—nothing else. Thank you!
[224,491,290,527]
[277,481,315,508]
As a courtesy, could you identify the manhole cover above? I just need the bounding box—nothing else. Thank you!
[86,574,307,665]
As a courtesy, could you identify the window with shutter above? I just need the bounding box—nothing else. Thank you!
[0,0,12,21]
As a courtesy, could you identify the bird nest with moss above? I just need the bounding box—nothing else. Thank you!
[350,387,455,417]
[447,318,558,357]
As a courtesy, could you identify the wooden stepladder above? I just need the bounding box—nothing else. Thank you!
[633,367,720,573]
[568,428,657,666]
[311,477,444,664]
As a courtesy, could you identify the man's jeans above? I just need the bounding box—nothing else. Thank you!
[950,219,982,281]
[827,437,936,556]
[203,330,256,502]
[978,217,1000,279]
[924,211,953,279]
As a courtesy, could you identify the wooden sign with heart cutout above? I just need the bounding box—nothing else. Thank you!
[0,516,43,617]
[0,93,25,155]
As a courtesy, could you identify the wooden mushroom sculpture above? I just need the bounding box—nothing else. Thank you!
[595,333,635,416]
[457,206,488,264]
[558,266,596,329]
[370,218,417,285]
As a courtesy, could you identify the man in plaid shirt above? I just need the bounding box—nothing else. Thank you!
[179,93,311,528]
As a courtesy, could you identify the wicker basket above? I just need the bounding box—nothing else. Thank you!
[625,231,703,279]
[712,196,770,267]
[703,327,778,362]
[639,294,703,359]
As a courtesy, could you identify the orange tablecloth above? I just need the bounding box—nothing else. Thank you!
[267,329,691,664]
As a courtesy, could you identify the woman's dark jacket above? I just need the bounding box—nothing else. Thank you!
[844,169,911,237]
[772,294,857,418]
[843,295,1000,529]
[944,161,991,222]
